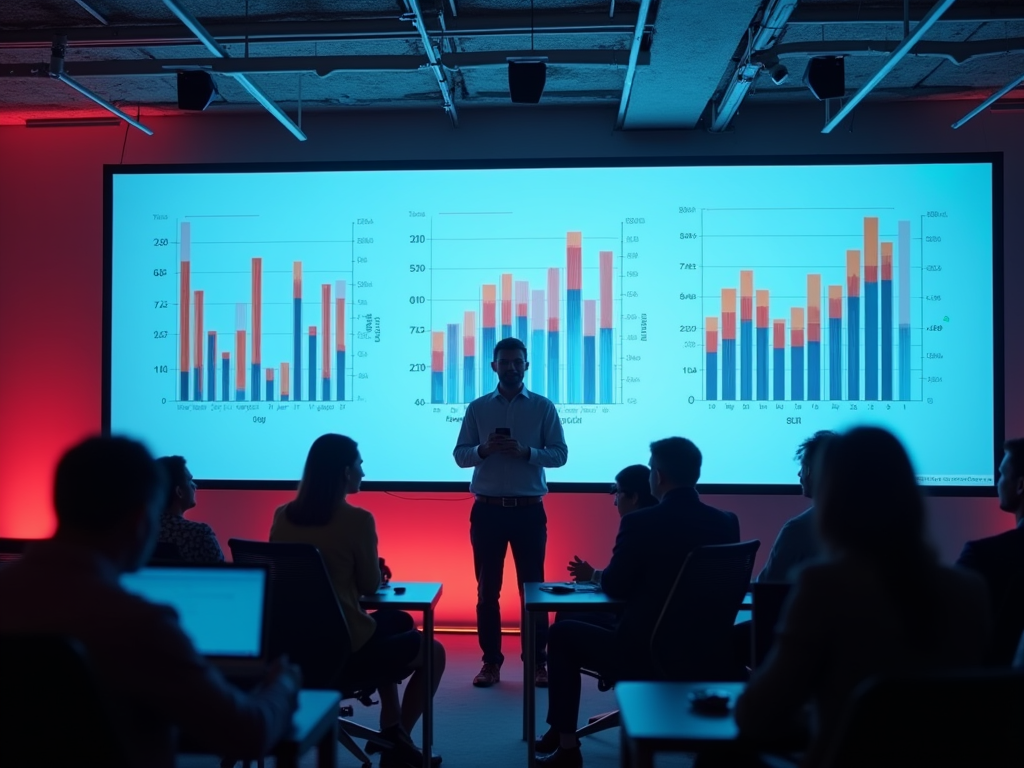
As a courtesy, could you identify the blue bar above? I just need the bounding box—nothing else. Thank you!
[336,351,346,400]
[193,367,201,401]
[308,334,317,401]
[547,330,560,402]
[221,357,229,402]
[482,326,497,391]
[266,378,274,401]
[899,325,911,400]
[741,320,753,400]
[431,372,444,403]
[501,323,512,340]
[808,341,820,401]
[774,348,785,400]
[567,289,582,403]
[865,281,878,399]
[847,296,860,400]
[251,363,261,402]
[235,388,245,401]
[792,346,804,400]
[447,324,459,404]
[881,279,893,400]
[464,355,475,402]
[531,329,545,396]
[600,327,614,404]
[180,371,190,402]
[756,327,768,400]
[706,351,718,400]
[516,316,528,345]
[583,335,596,404]
[322,377,330,401]
[282,394,289,402]
[830,318,843,400]
[722,339,736,400]
[207,337,216,402]
[293,297,302,401]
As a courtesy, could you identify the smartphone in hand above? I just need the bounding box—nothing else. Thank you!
[496,427,511,437]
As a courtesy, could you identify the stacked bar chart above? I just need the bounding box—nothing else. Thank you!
[429,231,617,405]
[704,216,917,402]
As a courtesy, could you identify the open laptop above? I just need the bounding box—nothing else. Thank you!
[121,563,270,685]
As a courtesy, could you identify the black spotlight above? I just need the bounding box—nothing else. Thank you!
[508,59,547,104]
[177,71,218,111]
[803,56,845,100]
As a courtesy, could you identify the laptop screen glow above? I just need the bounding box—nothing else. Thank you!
[121,566,266,658]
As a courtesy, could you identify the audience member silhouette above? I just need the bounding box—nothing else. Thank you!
[269,433,446,768]
[0,436,300,767]
[757,430,836,583]
[956,436,1024,665]
[735,427,991,767]
[536,438,740,768]
[154,455,224,563]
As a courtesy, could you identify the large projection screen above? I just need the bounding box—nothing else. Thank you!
[104,156,1003,493]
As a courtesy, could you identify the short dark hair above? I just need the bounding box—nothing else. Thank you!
[649,437,702,487]
[1004,438,1024,478]
[493,337,528,362]
[54,436,166,533]
[155,455,188,510]
[288,434,360,526]
[613,464,659,509]
[796,430,837,467]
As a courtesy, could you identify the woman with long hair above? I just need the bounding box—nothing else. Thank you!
[735,426,991,767]
[270,434,446,768]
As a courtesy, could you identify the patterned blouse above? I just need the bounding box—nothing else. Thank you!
[157,513,225,563]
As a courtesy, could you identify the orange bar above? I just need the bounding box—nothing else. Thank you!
[179,261,190,373]
[194,290,204,376]
[791,307,805,347]
[335,280,346,352]
[281,363,290,397]
[482,284,497,328]
[235,331,246,392]
[321,284,331,379]
[755,289,769,328]
[807,274,822,343]
[292,261,302,299]
[773,319,786,349]
[740,270,754,322]
[705,317,719,354]
[722,288,737,341]
[864,217,879,283]
[431,330,444,373]
[881,242,893,281]
[828,285,843,319]
[846,250,861,297]
[501,273,513,327]
[252,258,262,365]
[266,368,274,381]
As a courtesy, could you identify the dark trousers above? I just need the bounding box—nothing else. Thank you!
[470,500,548,666]
[545,619,616,733]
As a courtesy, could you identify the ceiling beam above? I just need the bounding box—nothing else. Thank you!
[788,3,1024,24]
[406,0,458,125]
[753,37,1024,67]
[952,70,1024,129]
[614,0,652,128]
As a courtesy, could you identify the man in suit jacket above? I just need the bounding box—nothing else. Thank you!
[957,437,1024,665]
[536,437,740,767]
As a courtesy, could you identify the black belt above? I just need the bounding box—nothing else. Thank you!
[476,495,543,507]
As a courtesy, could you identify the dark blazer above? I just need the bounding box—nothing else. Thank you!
[600,486,740,677]
[957,523,1024,665]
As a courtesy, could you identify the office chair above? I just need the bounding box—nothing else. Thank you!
[0,537,33,565]
[821,669,1024,768]
[0,634,129,767]
[228,538,392,768]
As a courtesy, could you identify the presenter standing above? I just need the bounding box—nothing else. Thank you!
[454,337,568,689]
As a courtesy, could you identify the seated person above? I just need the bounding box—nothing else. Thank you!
[956,437,1024,665]
[0,436,300,768]
[155,455,224,563]
[269,433,446,768]
[735,427,991,767]
[757,430,835,583]
[536,437,740,767]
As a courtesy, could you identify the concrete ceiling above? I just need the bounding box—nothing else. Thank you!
[1,1,1022,132]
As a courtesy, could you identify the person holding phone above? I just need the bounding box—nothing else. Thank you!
[454,337,568,689]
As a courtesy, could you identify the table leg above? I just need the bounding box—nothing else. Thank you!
[524,608,535,763]
[318,715,337,768]
[422,607,434,768]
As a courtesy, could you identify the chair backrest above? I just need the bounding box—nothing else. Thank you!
[822,669,1024,768]
[227,538,353,688]
[751,581,792,669]
[0,537,33,565]
[651,539,760,681]
[0,634,128,767]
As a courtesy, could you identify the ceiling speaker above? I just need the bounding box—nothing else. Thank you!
[177,71,218,111]
[803,56,846,101]
[508,60,547,104]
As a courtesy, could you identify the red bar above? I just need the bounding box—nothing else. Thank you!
[791,308,805,347]
[881,242,893,281]
[266,368,274,382]
[584,300,596,336]
[235,330,246,392]
[705,317,719,354]
[773,319,786,349]
[864,217,879,283]
[482,284,497,328]
[829,285,843,319]
[281,363,290,397]
[194,290,204,376]
[431,331,444,373]
[335,280,346,352]
[567,231,582,291]
[847,250,861,297]
[515,280,529,320]
[464,311,476,356]
[321,284,331,379]
[501,273,513,327]
[179,258,190,374]
[252,258,262,364]
[755,290,769,329]
[740,270,754,322]
[292,261,302,299]
[722,289,737,340]
[599,250,613,328]
[547,268,560,332]
[807,274,822,343]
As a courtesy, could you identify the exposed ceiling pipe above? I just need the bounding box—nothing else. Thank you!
[160,0,307,141]
[952,71,1024,129]
[72,0,108,25]
[614,0,652,129]
[821,0,958,133]
[406,0,459,126]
